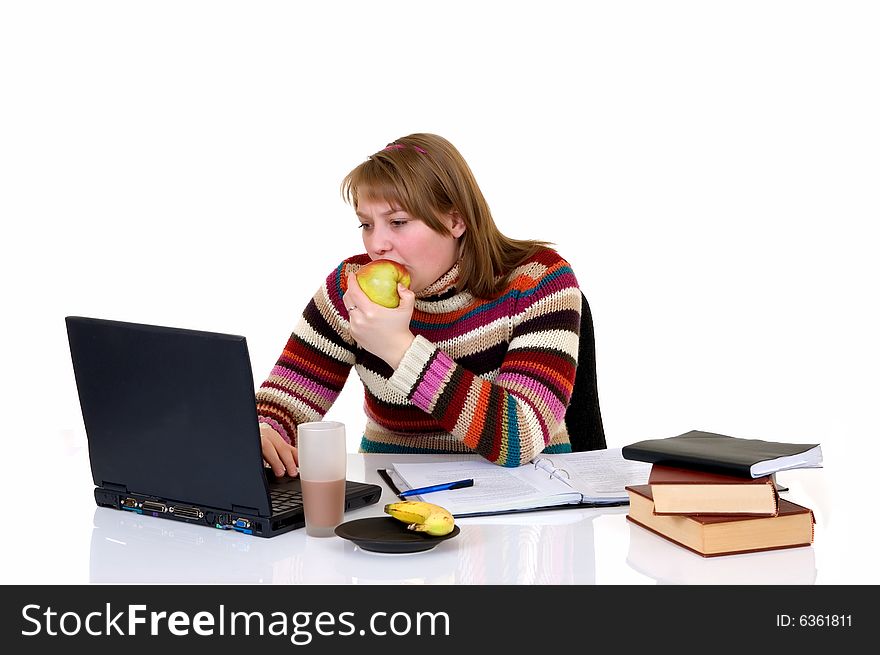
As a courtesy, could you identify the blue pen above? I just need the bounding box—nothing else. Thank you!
[399,478,474,498]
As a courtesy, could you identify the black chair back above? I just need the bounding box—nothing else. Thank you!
[565,291,607,451]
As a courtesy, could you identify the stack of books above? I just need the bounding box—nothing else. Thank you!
[621,430,822,557]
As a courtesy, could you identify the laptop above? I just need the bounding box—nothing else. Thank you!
[65,316,382,538]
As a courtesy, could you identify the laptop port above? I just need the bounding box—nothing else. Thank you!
[141,501,167,513]
[169,505,204,520]
[233,518,251,530]
[121,497,139,510]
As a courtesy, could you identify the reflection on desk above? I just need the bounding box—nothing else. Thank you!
[89,506,601,584]
[625,521,817,585]
[455,512,598,585]
[339,515,598,585]
[90,507,325,584]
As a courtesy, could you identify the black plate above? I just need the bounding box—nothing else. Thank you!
[334,517,460,553]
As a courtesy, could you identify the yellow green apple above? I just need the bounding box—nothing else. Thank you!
[355,259,411,308]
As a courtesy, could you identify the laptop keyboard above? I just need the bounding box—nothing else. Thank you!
[269,488,303,514]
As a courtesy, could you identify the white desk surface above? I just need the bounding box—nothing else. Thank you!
[1,444,868,585]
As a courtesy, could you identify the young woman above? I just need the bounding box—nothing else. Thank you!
[257,133,586,475]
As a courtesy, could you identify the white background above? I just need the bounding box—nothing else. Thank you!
[1,1,877,582]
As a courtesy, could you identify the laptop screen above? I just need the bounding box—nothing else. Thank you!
[66,317,274,517]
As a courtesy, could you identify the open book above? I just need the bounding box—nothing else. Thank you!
[384,448,652,517]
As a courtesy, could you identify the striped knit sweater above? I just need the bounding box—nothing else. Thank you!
[255,248,582,467]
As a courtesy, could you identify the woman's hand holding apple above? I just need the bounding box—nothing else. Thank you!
[344,271,416,370]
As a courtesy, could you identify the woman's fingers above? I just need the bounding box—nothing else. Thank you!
[261,434,286,477]
[260,425,298,477]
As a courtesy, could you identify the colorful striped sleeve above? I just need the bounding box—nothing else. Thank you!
[388,253,581,466]
[255,261,359,445]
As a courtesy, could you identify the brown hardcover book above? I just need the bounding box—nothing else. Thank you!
[626,515,818,584]
[648,464,779,516]
[625,484,814,557]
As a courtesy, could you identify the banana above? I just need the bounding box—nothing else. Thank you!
[384,501,456,536]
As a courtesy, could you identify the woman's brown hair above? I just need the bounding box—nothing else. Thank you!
[341,133,551,299]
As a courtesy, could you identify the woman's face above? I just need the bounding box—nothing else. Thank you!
[355,196,465,293]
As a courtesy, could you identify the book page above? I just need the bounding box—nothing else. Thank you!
[389,458,583,515]
[540,448,651,503]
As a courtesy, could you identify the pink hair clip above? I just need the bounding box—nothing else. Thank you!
[382,143,427,154]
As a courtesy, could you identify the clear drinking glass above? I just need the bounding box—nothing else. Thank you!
[297,421,347,537]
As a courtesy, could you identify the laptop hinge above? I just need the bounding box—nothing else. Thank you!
[232,504,261,515]
[102,481,128,493]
